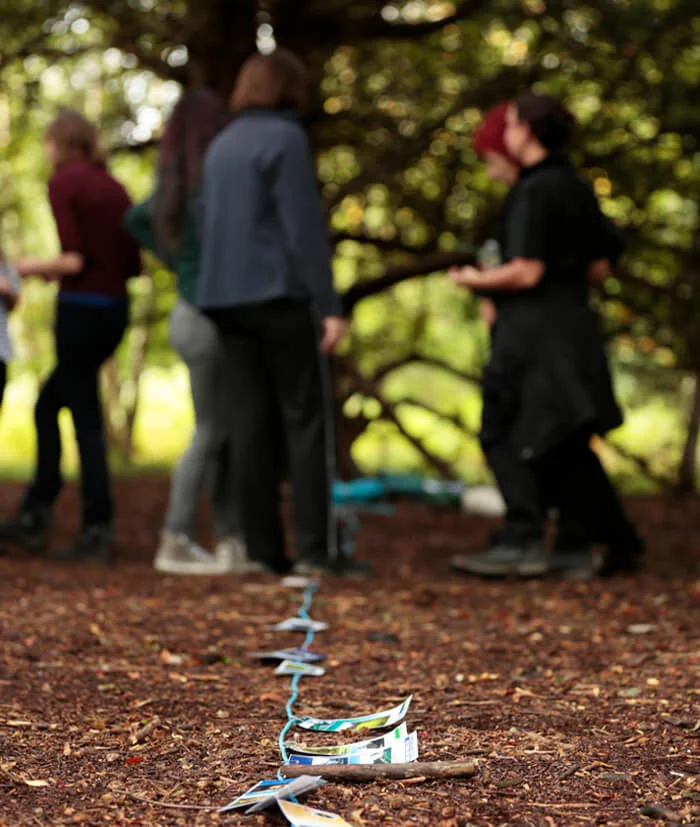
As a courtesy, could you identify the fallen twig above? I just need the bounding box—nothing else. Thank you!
[1,720,57,730]
[280,759,477,782]
[130,717,161,745]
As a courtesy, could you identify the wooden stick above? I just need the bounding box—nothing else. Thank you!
[130,717,161,745]
[280,760,477,782]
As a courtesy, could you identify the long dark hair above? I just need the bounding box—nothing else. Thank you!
[152,89,229,252]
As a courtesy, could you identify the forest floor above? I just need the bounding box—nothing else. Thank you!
[0,477,698,827]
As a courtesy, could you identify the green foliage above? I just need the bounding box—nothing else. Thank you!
[0,0,699,487]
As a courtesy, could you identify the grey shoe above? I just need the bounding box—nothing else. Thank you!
[154,531,230,575]
[214,536,274,575]
[548,549,599,581]
[451,543,549,578]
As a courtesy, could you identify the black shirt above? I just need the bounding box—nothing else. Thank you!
[480,153,623,459]
[493,153,617,310]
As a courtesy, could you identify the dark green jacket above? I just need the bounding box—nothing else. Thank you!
[125,198,200,305]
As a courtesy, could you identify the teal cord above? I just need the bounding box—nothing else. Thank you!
[277,581,319,780]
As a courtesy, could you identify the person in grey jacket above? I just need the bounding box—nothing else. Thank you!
[197,49,357,576]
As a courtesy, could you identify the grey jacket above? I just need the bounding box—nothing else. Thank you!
[196,109,341,318]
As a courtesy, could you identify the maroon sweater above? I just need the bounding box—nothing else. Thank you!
[48,160,141,298]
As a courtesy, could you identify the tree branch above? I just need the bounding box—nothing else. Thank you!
[342,251,475,313]
[373,353,481,386]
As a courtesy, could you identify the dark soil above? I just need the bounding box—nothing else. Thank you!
[1,478,698,826]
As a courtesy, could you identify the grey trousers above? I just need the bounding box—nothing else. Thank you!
[164,299,239,539]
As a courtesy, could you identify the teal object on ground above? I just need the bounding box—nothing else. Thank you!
[382,473,464,506]
[332,478,386,505]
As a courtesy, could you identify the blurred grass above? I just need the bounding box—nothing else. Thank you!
[0,366,688,493]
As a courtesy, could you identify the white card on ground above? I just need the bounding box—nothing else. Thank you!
[271,618,329,633]
[286,723,408,757]
[294,695,412,732]
[218,776,325,814]
[281,576,318,589]
[247,647,326,663]
[279,799,351,826]
[288,730,418,766]
[275,659,325,677]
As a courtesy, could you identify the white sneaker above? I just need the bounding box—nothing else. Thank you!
[154,531,230,575]
[214,536,273,575]
[461,486,506,518]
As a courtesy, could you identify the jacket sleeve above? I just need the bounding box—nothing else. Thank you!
[124,199,159,255]
[124,197,172,273]
[272,124,342,318]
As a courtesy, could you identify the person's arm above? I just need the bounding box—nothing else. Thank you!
[15,252,83,281]
[451,258,544,291]
[272,123,346,353]
[124,199,160,257]
[450,182,547,294]
[17,176,86,281]
[587,259,611,285]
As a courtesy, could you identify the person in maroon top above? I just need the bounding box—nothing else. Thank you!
[0,110,141,563]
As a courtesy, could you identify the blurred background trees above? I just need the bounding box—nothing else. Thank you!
[0,0,698,490]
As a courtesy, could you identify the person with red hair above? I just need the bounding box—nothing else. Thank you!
[450,94,643,579]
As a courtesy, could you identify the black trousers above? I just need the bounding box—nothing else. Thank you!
[24,300,128,527]
[209,299,336,571]
[0,360,6,407]
[483,429,636,550]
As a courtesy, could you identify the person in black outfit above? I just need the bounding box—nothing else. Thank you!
[450,92,643,578]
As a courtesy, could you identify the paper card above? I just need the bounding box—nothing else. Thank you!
[294,695,412,732]
[247,647,326,664]
[279,799,351,826]
[218,776,325,814]
[287,731,418,766]
[286,723,408,757]
[275,659,326,677]
[271,618,329,633]
[281,576,318,589]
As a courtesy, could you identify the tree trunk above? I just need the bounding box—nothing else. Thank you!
[676,369,700,494]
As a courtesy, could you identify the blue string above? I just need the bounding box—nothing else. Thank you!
[277,581,319,780]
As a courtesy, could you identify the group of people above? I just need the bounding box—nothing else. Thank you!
[0,46,642,580]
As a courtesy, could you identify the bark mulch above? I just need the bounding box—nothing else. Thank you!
[0,478,698,826]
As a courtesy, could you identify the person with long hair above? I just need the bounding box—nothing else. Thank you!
[126,89,255,575]
[450,93,643,579]
[0,110,141,563]
[197,50,365,577]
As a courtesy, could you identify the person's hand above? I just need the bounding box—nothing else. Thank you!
[320,316,347,355]
[587,258,611,285]
[449,265,483,289]
[15,257,45,279]
[479,298,497,327]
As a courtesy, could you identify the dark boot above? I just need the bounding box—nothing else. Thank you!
[548,548,598,581]
[52,524,115,565]
[451,542,549,578]
[0,505,51,552]
[599,533,645,577]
